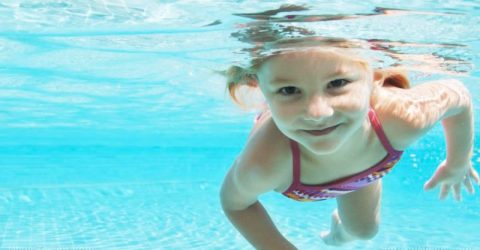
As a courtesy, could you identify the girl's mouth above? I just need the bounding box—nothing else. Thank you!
[303,124,340,136]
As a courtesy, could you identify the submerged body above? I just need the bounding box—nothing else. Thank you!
[282,109,403,202]
[220,48,477,249]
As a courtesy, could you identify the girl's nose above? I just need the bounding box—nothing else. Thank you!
[305,96,334,121]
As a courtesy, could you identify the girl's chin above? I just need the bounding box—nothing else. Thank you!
[304,142,343,155]
[290,135,343,155]
[295,132,346,154]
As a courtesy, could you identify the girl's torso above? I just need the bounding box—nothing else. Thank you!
[245,105,404,201]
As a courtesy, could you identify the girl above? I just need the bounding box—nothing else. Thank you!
[220,42,478,249]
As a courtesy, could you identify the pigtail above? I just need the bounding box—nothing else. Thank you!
[374,67,410,89]
[225,65,259,107]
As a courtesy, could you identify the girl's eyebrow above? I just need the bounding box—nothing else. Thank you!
[325,67,352,79]
[271,77,295,85]
[271,68,353,85]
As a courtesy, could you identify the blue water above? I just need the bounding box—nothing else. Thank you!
[0,1,479,249]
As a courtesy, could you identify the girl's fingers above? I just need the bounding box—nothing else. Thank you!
[439,185,450,200]
[470,167,480,184]
[463,176,475,194]
[453,183,462,201]
[424,175,439,191]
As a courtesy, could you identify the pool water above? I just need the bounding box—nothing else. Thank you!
[0,1,479,249]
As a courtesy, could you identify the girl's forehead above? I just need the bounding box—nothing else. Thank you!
[259,48,369,73]
[273,48,363,62]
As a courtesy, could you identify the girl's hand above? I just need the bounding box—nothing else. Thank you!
[424,160,479,201]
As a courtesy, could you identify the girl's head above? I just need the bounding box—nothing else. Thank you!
[226,40,409,154]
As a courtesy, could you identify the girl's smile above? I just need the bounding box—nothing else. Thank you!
[302,123,341,136]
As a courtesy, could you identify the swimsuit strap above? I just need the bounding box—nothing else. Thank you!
[289,140,301,187]
[368,108,402,154]
[285,109,402,194]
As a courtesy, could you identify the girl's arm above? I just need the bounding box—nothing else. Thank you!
[377,79,478,200]
[434,80,473,166]
[423,94,478,200]
[220,160,296,250]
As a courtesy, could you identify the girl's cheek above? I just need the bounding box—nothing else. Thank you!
[332,87,371,110]
[335,95,366,110]
[272,102,298,121]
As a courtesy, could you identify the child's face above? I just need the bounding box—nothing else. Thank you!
[257,49,373,154]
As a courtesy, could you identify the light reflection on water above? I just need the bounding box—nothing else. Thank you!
[0,1,479,249]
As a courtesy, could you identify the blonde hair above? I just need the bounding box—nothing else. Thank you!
[225,41,410,108]
[374,67,410,89]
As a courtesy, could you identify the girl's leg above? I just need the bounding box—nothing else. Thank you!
[321,180,382,246]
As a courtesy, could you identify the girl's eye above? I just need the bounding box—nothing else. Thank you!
[327,79,351,89]
[278,86,300,95]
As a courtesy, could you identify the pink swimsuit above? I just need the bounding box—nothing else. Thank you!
[282,109,403,202]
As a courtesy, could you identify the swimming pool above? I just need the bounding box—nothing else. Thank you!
[0,1,479,249]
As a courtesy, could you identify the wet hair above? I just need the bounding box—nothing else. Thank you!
[374,67,410,89]
[225,46,410,108]
[224,10,413,108]
[226,65,259,106]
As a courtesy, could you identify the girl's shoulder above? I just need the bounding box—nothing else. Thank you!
[372,86,424,151]
[372,79,466,150]
[233,114,292,193]
[220,115,292,210]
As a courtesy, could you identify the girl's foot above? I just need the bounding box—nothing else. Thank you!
[320,209,355,246]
